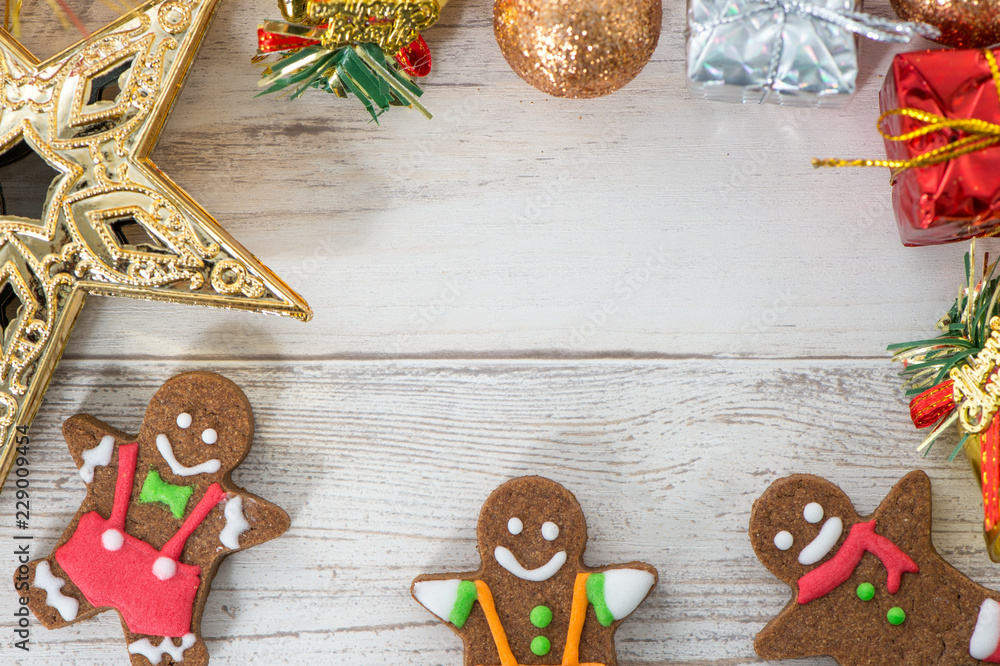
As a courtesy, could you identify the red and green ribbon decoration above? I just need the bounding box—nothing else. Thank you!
[257,23,432,77]
[890,242,1000,530]
[255,18,432,121]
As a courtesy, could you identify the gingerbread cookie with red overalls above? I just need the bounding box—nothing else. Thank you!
[750,470,1000,665]
[412,476,657,666]
[14,372,289,666]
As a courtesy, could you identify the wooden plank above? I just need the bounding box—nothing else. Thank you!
[0,359,995,664]
[5,0,981,359]
[3,1,994,665]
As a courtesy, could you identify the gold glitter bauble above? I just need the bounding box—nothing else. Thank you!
[493,0,661,98]
[890,0,1000,48]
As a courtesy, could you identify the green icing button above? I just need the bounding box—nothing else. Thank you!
[530,636,551,656]
[530,605,553,628]
[856,583,875,601]
[887,607,906,626]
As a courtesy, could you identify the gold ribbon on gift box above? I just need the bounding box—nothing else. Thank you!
[271,0,444,54]
[813,48,1000,182]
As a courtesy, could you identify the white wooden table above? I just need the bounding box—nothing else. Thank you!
[0,0,994,664]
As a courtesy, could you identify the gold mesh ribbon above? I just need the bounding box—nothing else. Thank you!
[813,49,1000,182]
[277,0,441,54]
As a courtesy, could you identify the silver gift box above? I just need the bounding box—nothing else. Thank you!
[686,0,861,108]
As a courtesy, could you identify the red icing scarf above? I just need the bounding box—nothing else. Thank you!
[796,519,918,604]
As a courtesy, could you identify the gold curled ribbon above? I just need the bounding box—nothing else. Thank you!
[813,49,1000,181]
[273,0,441,54]
[315,0,439,53]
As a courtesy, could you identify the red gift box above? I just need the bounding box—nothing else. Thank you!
[880,48,1000,246]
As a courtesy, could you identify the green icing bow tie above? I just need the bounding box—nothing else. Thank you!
[139,468,194,519]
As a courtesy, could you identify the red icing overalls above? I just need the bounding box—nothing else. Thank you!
[55,442,225,637]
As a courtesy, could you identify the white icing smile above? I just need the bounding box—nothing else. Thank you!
[156,434,221,477]
[494,546,567,581]
[798,516,843,565]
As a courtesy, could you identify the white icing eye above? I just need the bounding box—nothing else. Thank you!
[176,413,192,429]
[774,531,794,551]
[201,428,218,444]
[541,522,559,541]
[803,502,824,524]
[508,517,523,535]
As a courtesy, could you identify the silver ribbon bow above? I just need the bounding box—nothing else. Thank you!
[690,0,941,103]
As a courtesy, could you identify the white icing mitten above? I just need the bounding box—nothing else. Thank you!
[971,599,1000,661]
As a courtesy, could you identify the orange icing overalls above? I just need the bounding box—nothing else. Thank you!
[473,573,604,666]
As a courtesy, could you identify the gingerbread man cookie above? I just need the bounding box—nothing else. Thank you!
[412,476,657,666]
[14,372,289,666]
[750,470,1000,665]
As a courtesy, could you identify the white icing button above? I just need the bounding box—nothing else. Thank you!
[152,557,177,581]
[176,413,192,429]
[508,517,523,535]
[541,521,559,541]
[803,502,824,523]
[773,531,793,551]
[201,428,218,444]
[101,529,124,552]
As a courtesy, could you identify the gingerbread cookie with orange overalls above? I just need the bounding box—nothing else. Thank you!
[412,476,657,666]
[14,372,289,666]
[750,470,1000,665]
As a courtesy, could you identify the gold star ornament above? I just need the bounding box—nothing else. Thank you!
[0,0,312,489]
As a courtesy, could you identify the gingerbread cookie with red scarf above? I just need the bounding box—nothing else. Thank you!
[750,470,1000,665]
[412,476,657,666]
[14,372,289,666]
